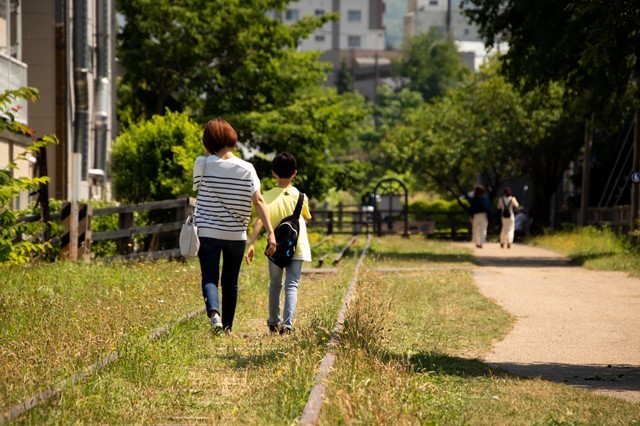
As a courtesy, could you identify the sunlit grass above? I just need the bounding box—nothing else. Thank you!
[0,258,202,408]
[531,226,640,276]
[321,236,640,425]
[5,235,640,424]
[12,236,361,424]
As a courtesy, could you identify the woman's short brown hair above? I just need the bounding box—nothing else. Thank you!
[203,118,237,154]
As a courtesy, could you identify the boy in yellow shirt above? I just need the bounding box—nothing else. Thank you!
[246,152,312,334]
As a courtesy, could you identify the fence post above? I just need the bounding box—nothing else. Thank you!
[449,212,457,240]
[117,211,134,255]
[82,204,93,261]
[337,202,343,232]
[327,211,333,235]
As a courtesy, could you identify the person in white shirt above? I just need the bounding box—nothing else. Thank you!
[497,187,520,249]
[193,118,276,332]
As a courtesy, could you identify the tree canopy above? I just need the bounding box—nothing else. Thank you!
[379,60,577,228]
[462,0,639,119]
[116,0,336,122]
[396,30,471,102]
[239,87,372,200]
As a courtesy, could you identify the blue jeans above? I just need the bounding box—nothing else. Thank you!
[198,237,246,331]
[267,259,303,329]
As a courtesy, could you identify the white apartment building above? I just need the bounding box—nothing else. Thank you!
[404,0,505,70]
[276,1,395,101]
[404,0,480,42]
[280,0,386,51]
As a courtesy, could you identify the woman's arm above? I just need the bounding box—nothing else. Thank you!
[252,191,276,255]
[245,218,264,265]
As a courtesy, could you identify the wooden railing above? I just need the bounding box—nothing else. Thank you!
[91,198,194,259]
[17,199,478,261]
[586,205,637,233]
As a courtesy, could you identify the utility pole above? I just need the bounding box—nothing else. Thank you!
[631,106,640,233]
[579,116,593,227]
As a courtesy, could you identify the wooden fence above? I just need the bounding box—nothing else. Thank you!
[17,199,477,261]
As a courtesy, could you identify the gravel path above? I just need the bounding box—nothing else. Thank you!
[469,242,640,403]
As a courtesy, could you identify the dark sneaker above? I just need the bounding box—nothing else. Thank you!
[280,326,292,335]
[268,324,280,334]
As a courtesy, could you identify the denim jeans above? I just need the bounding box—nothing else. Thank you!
[198,237,246,331]
[267,259,303,329]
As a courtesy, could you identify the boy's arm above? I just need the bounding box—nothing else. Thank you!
[245,218,264,265]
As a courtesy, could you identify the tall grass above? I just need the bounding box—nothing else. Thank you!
[320,235,640,424]
[1,259,203,408]
[9,237,360,424]
[531,225,640,276]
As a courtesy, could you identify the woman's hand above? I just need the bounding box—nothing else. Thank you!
[245,244,255,265]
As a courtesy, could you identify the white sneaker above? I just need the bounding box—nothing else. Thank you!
[210,313,223,329]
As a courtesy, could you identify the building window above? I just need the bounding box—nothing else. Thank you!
[429,0,439,5]
[347,10,362,22]
[347,36,361,48]
[285,9,299,20]
[315,9,325,16]
[315,34,326,42]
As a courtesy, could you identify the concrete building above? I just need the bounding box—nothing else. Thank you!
[1,0,116,211]
[276,0,394,101]
[404,0,506,71]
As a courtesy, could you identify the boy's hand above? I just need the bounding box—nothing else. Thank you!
[245,244,255,265]
[265,231,277,256]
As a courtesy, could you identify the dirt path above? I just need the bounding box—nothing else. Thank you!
[468,242,640,403]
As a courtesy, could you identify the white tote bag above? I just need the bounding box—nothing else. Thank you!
[179,214,199,257]
[179,160,206,257]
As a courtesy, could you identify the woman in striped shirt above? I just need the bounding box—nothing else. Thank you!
[193,118,276,332]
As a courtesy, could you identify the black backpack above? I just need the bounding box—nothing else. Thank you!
[266,192,305,268]
[501,197,512,218]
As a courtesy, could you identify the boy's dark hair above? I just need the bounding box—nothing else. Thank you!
[272,152,297,178]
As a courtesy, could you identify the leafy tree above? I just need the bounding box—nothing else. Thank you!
[336,58,354,94]
[379,60,571,229]
[111,111,202,203]
[462,0,639,115]
[0,88,57,264]
[396,30,471,102]
[239,87,372,200]
[117,0,336,122]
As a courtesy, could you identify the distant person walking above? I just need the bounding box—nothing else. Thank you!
[193,118,276,332]
[497,187,520,249]
[469,185,491,248]
[245,152,312,334]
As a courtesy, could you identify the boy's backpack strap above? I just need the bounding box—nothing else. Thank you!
[293,192,305,219]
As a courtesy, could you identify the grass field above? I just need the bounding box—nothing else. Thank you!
[530,226,640,277]
[2,235,640,424]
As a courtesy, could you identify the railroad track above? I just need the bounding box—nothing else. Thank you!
[2,234,372,424]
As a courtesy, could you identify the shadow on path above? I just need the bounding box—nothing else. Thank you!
[368,251,476,265]
[485,361,640,398]
[386,351,640,402]
[475,255,573,268]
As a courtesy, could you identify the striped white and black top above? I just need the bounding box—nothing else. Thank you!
[192,155,261,241]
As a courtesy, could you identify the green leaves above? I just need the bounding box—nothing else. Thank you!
[239,88,372,199]
[116,0,334,121]
[396,30,471,102]
[111,111,202,203]
[0,88,58,264]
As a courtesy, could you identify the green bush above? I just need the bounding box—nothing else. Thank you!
[111,110,202,203]
[409,198,464,221]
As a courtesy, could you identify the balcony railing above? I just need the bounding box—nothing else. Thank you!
[0,52,28,123]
